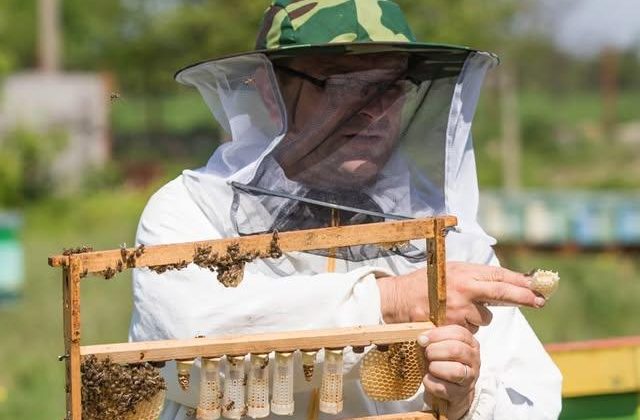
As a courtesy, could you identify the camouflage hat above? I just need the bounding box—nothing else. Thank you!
[176,0,477,77]
[255,0,416,49]
[250,0,473,59]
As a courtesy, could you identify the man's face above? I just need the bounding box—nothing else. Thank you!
[273,53,409,190]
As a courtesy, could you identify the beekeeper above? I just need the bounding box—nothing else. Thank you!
[129,1,562,419]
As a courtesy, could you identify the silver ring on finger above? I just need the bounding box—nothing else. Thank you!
[456,364,469,385]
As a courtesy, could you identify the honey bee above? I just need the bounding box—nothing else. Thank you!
[225,400,235,411]
[102,267,116,280]
[135,244,145,257]
[259,357,269,369]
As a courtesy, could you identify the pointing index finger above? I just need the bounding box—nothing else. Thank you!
[471,265,531,288]
[469,279,545,308]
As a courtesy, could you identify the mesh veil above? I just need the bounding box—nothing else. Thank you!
[176,49,497,261]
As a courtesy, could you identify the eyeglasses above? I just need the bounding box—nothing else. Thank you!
[273,64,421,90]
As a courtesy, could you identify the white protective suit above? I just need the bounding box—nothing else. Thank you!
[129,51,562,419]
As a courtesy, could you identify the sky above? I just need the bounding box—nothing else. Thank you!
[541,0,640,56]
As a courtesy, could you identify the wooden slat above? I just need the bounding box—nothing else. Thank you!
[347,411,437,420]
[427,219,447,327]
[49,217,457,273]
[63,257,83,420]
[546,340,640,397]
[81,322,435,364]
[545,335,640,352]
[426,219,448,420]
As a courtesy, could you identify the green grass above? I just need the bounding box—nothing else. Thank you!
[0,189,149,418]
[518,90,640,126]
[111,90,218,135]
[1,185,639,417]
[500,249,640,343]
[473,89,640,189]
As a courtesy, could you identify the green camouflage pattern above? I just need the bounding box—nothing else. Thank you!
[255,0,416,50]
[174,0,487,78]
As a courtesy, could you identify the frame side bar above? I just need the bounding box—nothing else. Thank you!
[426,218,449,419]
[63,257,83,420]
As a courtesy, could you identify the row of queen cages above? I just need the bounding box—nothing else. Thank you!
[178,347,357,420]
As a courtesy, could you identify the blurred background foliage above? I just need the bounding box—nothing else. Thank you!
[0,0,639,417]
[1,0,637,187]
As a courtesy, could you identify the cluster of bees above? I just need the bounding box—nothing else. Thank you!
[148,259,189,274]
[100,244,147,279]
[192,232,282,287]
[81,355,165,420]
[62,246,94,256]
[73,231,282,285]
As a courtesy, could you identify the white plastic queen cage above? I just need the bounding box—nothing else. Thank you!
[271,352,294,415]
[319,348,344,414]
[197,357,222,420]
[247,354,270,418]
[223,355,246,419]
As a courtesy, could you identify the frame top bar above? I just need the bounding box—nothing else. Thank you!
[49,217,457,274]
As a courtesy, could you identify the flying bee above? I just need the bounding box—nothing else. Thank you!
[110,91,121,102]
[243,77,255,85]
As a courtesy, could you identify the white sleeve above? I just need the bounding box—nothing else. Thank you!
[129,176,386,339]
[461,254,563,420]
[128,177,389,407]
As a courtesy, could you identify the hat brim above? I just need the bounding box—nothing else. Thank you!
[174,42,497,80]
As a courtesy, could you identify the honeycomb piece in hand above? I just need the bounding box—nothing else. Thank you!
[528,269,560,299]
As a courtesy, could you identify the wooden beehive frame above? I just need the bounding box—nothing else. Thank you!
[49,216,456,420]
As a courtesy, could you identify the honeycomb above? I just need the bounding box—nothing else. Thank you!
[360,341,424,401]
[529,269,560,299]
[122,390,165,420]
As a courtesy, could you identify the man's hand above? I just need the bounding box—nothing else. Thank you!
[419,325,480,420]
[376,262,545,331]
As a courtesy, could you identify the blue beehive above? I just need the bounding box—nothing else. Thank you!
[0,212,24,305]
[572,197,615,246]
[614,197,640,245]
